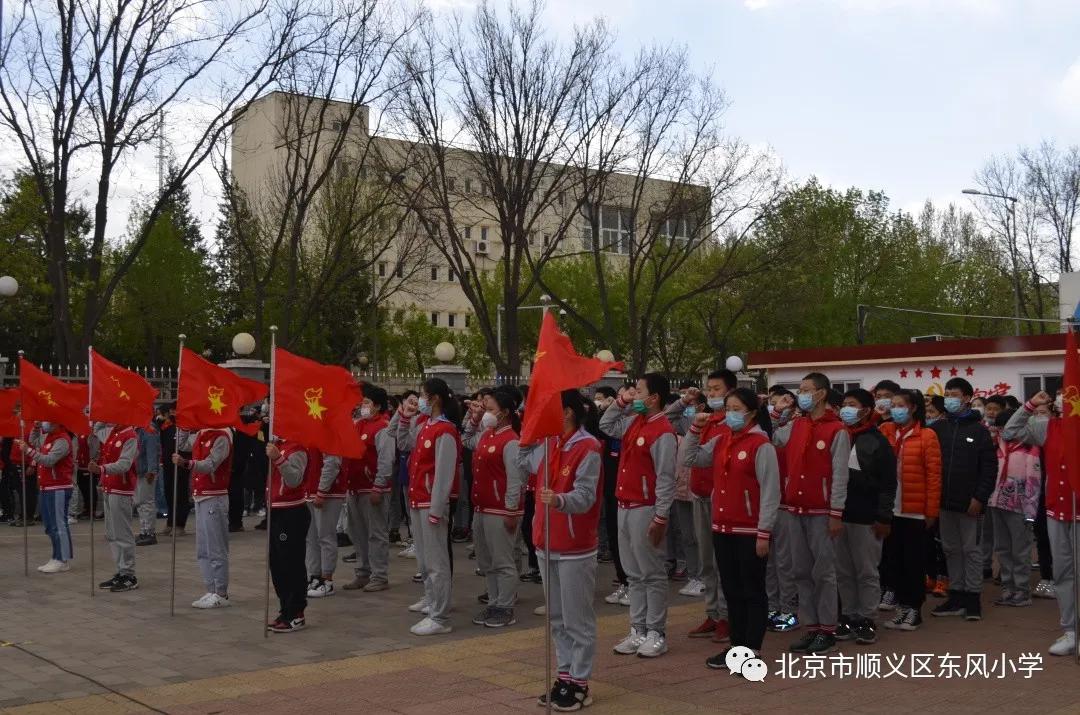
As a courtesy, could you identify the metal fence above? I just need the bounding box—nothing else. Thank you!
[353,371,525,394]
[0,361,179,402]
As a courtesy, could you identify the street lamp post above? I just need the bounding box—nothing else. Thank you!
[962,188,1021,336]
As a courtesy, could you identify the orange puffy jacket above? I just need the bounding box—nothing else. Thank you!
[879,421,942,519]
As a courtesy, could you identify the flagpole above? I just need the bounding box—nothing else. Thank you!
[1073,490,1079,665]
[20,413,28,578]
[541,299,552,715]
[88,345,95,597]
[170,335,186,617]
[264,326,277,639]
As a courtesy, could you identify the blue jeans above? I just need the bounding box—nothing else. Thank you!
[40,489,73,561]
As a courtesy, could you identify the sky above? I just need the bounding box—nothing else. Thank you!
[5,0,1078,241]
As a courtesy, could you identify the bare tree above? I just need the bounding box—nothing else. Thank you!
[390,0,614,376]
[1019,140,1079,275]
[0,0,309,361]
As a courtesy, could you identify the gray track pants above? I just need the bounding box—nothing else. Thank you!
[306,499,343,579]
[692,496,727,620]
[195,495,229,595]
[135,476,156,535]
[835,523,883,620]
[346,492,391,584]
[475,512,519,609]
[788,514,837,629]
[104,493,135,576]
[618,506,668,635]
[411,507,451,626]
[1048,519,1076,633]
[767,509,798,614]
[540,554,597,682]
[990,508,1031,595]
[940,510,983,593]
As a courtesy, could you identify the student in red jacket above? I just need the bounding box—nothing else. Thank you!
[266,437,310,633]
[19,422,75,573]
[521,389,604,712]
[683,388,780,672]
[90,421,141,592]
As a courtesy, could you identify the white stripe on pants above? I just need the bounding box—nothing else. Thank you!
[939,510,982,593]
[617,506,668,634]
[540,554,597,681]
[474,512,519,609]
[692,496,726,620]
[1048,518,1077,633]
[306,499,344,578]
[767,510,798,613]
[411,507,451,626]
[990,508,1031,595]
[135,475,156,535]
[346,492,391,584]
[195,495,229,595]
[788,514,837,629]
[104,493,135,576]
[835,523,883,620]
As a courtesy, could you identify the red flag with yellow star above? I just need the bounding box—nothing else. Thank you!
[272,348,365,458]
[89,349,159,427]
[18,358,89,435]
[176,348,268,434]
[1063,327,1080,493]
[520,312,622,445]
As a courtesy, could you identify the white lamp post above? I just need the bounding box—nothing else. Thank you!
[0,276,18,297]
[232,332,256,356]
[725,355,744,373]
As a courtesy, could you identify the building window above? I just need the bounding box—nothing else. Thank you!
[448,177,456,192]
[464,314,470,328]
[430,312,439,327]
[659,216,693,248]
[448,314,456,328]
[430,266,438,281]
[395,263,404,279]
[463,226,471,240]
[331,119,344,132]
[448,267,456,282]
[1021,374,1062,401]
[585,204,633,255]
[464,179,473,194]
[378,262,386,277]
[480,227,488,241]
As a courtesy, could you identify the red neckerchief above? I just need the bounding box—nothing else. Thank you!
[846,421,875,438]
[996,439,1026,486]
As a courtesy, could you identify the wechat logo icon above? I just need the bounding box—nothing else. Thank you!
[725,646,768,681]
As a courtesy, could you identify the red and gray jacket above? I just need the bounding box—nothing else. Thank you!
[181,428,233,499]
[270,440,308,508]
[519,428,603,557]
[1002,405,1079,522]
[27,430,74,491]
[346,415,394,494]
[464,421,525,516]
[689,413,728,498]
[683,424,780,540]
[98,425,140,496]
[407,416,462,515]
[599,403,677,523]
[772,412,849,518]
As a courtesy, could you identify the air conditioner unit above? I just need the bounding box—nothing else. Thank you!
[910,334,953,343]
[475,240,489,255]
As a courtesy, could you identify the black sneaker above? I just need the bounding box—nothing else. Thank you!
[537,680,568,707]
[853,619,877,645]
[898,608,922,631]
[343,552,358,563]
[804,632,836,655]
[472,606,492,625]
[337,531,352,547]
[520,569,542,584]
[135,533,157,546]
[389,529,402,544]
[451,527,470,543]
[551,681,591,712]
[964,593,982,621]
[706,647,731,670]
[835,616,854,641]
[110,574,138,592]
[98,574,121,590]
[228,523,244,533]
[477,592,490,605]
[931,592,966,617]
[484,607,516,628]
[789,632,816,653]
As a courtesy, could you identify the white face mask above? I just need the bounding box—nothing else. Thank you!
[1055,395,1064,413]
[359,406,373,419]
[480,412,498,430]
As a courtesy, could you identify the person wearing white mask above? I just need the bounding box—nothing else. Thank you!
[17,422,75,573]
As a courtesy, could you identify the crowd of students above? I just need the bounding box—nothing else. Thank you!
[1,369,1076,712]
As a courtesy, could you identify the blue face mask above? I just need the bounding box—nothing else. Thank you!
[797,392,815,412]
[706,397,725,411]
[724,411,747,431]
[418,397,432,416]
[631,399,648,415]
[925,416,939,426]
[944,397,965,415]
[890,407,910,425]
[839,406,862,426]
[39,421,54,433]
[682,406,696,418]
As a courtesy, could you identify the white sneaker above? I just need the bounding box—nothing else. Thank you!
[398,543,416,559]
[534,604,546,616]
[613,630,647,655]
[678,579,706,597]
[636,630,668,658]
[618,589,631,606]
[192,593,230,609]
[66,516,77,525]
[1049,631,1076,656]
[408,599,432,614]
[307,581,335,598]
[604,584,628,605]
[40,560,70,574]
[410,617,452,636]
[37,559,59,572]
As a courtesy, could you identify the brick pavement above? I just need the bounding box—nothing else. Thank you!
[1,514,1079,714]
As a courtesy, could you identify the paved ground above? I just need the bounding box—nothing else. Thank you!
[1,513,1078,714]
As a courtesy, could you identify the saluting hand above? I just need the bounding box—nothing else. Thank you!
[692,412,710,429]
[1030,391,1052,407]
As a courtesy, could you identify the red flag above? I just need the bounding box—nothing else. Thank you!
[520,312,623,445]
[1063,327,1080,493]
[0,388,20,438]
[18,358,89,435]
[89,349,159,427]
[272,348,365,458]
[176,348,268,435]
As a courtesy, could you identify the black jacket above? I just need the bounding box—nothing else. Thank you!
[931,411,997,513]
[842,426,897,525]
